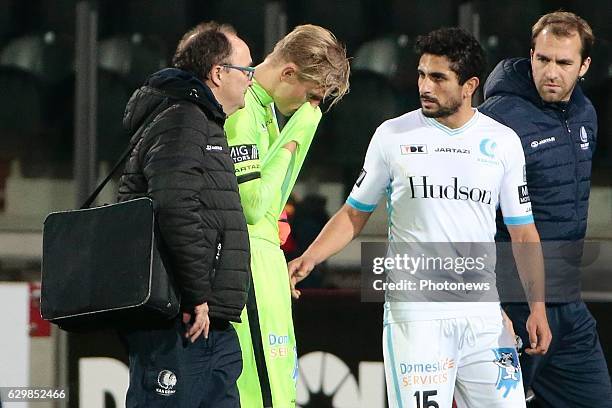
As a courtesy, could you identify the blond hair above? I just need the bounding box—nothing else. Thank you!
[532,11,594,61]
[270,24,350,108]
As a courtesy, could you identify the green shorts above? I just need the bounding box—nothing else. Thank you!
[233,238,297,408]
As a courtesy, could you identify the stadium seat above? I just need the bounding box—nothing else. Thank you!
[353,36,409,79]
[99,34,166,89]
[0,32,73,84]
[353,34,420,109]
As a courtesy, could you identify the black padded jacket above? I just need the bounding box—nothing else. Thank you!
[117,68,250,322]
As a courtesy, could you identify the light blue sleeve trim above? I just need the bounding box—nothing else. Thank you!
[346,196,377,212]
[504,215,535,225]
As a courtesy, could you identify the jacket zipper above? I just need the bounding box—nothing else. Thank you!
[560,108,580,221]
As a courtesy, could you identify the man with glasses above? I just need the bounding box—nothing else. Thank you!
[224,24,350,408]
[117,22,252,407]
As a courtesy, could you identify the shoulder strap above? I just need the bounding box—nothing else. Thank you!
[79,103,171,209]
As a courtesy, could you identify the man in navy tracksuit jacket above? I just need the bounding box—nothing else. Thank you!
[480,11,612,408]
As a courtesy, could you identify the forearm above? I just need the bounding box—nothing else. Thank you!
[509,226,546,310]
[303,204,370,264]
[273,102,321,154]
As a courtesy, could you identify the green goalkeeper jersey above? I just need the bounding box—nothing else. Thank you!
[225,80,322,242]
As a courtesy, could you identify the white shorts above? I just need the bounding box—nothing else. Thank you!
[383,314,525,408]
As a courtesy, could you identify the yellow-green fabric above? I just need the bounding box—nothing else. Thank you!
[225,80,321,407]
[233,240,297,408]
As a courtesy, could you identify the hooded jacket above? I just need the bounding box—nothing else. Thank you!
[117,68,250,322]
[480,58,597,302]
[480,58,597,242]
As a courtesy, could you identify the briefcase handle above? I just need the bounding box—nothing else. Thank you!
[80,102,172,210]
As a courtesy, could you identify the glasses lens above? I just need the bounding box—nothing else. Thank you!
[225,65,253,80]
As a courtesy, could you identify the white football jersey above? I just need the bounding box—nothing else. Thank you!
[348,109,533,321]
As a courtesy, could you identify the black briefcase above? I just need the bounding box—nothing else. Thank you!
[41,197,180,331]
[40,104,179,331]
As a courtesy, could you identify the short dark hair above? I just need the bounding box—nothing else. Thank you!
[532,11,594,62]
[172,21,237,80]
[414,27,485,85]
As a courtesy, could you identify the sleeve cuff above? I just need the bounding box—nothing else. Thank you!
[346,196,377,212]
[503,215,534,225]
[237,172,261,184]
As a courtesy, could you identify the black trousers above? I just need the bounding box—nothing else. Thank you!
[121,317,242,408]
[504,301,612,408]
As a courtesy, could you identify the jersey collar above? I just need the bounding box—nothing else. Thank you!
[422,108,480,136]
[249,79,274,107]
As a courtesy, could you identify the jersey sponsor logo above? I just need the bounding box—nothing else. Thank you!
[269,333,291,359]
[408,176,493,204]
[580,126,590,150]
[399,358,455,388]
[235,164,260,175]
[356,168,367,187]
[230,144,259,164]
[492,348,521,398]
[518,184,530,204]
[434,147,470,154]
[401,144,428,154]
[156,370,177,396]
[530,136,555,148]
[205,144,223,151]
[479,138,497,158]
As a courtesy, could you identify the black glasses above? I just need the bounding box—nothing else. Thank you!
[221,64,255,80]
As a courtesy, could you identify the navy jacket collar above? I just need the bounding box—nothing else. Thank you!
[484,57,587,114]
[146,68,226,123]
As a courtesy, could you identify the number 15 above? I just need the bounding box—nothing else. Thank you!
[414,390,439,408]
